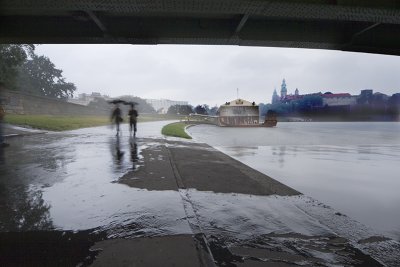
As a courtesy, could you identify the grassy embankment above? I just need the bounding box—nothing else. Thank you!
[161,122,192,139]
[4,114,181,131]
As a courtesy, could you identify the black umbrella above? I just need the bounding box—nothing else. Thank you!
[123,101,139,107]
[108,99,125,104]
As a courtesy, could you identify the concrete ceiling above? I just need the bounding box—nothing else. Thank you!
[1,0,400,55]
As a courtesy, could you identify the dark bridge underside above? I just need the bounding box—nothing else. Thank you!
[1,0,400,56]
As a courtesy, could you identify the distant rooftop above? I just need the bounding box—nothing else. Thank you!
[322,93,352,98]
[222,99,256,107]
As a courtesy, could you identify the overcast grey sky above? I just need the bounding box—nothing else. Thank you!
[36,44,400,106]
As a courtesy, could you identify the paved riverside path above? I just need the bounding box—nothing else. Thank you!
[119,138,298,196]
[1,122,399,266]
[114,137,399,267]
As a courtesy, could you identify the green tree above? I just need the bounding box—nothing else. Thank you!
[17,55,76,99]
[202,104,210,114]
[167,104,193,115]
[194,105,208,115]
[297,95,323,113]
[0,44,34,89]
[167,105,178,114]
[208,105,219,115]
[262,102,292,116]
[87,97,112,114]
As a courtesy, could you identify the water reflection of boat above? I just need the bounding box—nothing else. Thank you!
[262,110,278,127]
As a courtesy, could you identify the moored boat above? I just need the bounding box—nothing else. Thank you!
[217,98,277,127]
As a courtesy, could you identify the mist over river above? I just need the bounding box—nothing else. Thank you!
[187,122,400,241]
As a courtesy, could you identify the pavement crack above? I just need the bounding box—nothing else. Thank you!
[165,145,216,266]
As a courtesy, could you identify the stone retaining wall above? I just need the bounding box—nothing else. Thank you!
[1,90,109,115]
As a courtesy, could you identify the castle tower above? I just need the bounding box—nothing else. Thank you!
[280,79,287,99]
[295,88,299,96]
[272,88,280,104]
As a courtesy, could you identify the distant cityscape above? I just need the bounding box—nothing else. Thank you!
[272,78,396,107]
[67,79,400,121]
[265,79,400,121]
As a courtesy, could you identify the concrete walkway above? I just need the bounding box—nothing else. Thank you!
[120,138,298,196]
[109,137,398,267]
[1,124,399,267]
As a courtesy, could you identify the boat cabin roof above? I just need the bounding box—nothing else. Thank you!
[221,99,257,107]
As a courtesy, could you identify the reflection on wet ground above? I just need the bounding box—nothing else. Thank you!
[0,121,399,266]
[0,230,106,266]
[0,122,186,232]
[0,184,53,231]
[188,122,400,242]
[183,190,398,266]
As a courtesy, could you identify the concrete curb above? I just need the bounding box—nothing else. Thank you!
[3,124,47,139]
[184,124,195,139]
[4,132,47,139]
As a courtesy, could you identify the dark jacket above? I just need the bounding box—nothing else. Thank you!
[128,109,138,122]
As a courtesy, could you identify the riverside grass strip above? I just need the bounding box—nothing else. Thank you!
[4,114,181,131]
[161,122,192,139]
[4,115,110,131]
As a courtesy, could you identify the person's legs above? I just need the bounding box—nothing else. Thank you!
[0,121,5,144]
[116,121,120,135]
[133,121,137,136]
[0,122,8,147]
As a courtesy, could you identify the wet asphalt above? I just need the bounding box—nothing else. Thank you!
[0,122,399,266]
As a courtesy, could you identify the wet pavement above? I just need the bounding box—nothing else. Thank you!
[1,121,399,266]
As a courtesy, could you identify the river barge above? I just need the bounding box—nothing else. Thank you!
[217,99,277,127]
[189,99,277,127]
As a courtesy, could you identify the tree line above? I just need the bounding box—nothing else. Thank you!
[167,104,218,115]
[86,95,156,114]
[0,44,76,99]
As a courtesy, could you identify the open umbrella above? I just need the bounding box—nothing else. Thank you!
[108,99,125,104]
[123,101,139,107]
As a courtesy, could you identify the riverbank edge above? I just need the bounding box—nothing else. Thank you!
[161,122,193,139]
[4,114,182,131]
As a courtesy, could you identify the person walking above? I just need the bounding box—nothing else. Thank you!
[111,104,123,136]
[128,104,139,137]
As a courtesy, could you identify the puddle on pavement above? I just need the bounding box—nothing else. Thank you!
[184,190,394,266]
[208,235,383,266]
[0,122,182,232]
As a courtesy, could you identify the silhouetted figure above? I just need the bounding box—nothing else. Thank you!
[0,83,9,148]
[111,104,123,136]
[128,105,139,136]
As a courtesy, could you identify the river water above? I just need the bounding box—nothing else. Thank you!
[187,122,400,241]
